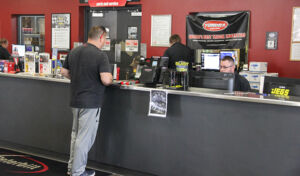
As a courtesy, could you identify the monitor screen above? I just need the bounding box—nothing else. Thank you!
[152,60,158,67]
[159,57,169,67]
[12,44,25,57]
[201,53,220,70]
[190,71,234,92]
[25,45,34,52]
[220,50,236,61]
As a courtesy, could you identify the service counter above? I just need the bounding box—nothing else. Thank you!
[1,73,300,176]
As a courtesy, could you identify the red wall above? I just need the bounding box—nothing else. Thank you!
[0,0,300,78]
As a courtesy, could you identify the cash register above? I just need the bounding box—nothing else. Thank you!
[139,56,169,87]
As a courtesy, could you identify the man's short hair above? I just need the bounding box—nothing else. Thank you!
[88,26,106,40]
[222,56,234,63]
[169,34,181,44]
[0,38,8,45]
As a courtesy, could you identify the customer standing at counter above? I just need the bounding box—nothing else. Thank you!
[163,34,194,69]
[61,26,112,176]
[220,56,251,92]
[0,38,12,60]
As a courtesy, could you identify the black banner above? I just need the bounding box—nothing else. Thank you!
[186,11,249,49]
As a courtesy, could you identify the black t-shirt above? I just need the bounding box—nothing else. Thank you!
[0,46,11,60]
[163,42,194,69]
[63,43,111,108]
[234,73,251,92]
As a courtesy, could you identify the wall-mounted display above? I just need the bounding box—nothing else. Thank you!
[51,13,71,50]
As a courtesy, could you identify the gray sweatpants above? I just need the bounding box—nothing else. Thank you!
[68,108,101,176]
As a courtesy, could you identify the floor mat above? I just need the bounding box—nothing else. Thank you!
[0,148,112,176]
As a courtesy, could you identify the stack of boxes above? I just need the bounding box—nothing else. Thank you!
[239,62,278,91]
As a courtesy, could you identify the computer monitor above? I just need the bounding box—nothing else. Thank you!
[12,44,25,57]
[158,57,169,83]
[25,45,34,52]
[140,56,170,85]
[189,71,234,92]
[152,60,158,67]
[201,53,220,70]
[159,56,169,67]
[220,50,236,61]
[263,76,300,97]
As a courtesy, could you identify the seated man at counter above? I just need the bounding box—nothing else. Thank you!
[163,34,194,69]
[220,56,251,92]
[0,38,12,60]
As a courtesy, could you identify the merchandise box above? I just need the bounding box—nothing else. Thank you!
[240,71,264,82]
[249,62,268,72]
[240,71,278,83]
[250,82,260,90]
[249,72,265,82]
[239,71,250,81]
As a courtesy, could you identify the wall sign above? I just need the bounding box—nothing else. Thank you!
[102,39,111,51]
[51,13,70,50]
[186,11,250,49]
[125,40,138,52]
[88,0,127,7]
[151,15,172,47]
[128,26,137,39]
[290,7,300,61]
[265,32,278,50]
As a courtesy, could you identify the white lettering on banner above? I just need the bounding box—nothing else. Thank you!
[204,23,226,28]
[96,1,119,6]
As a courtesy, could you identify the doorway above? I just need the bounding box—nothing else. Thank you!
[85,5,142,80]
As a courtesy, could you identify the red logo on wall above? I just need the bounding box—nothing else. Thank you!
[89,0,127,7]
[203,20,229,32]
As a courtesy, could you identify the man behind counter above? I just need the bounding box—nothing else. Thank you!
[220,56,251,92]
[0,38,12,60]
[163,34,193,69]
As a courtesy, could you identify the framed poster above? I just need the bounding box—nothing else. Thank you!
[290,7,300,61]
[51,13,71,50]
[151,15,172,47]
